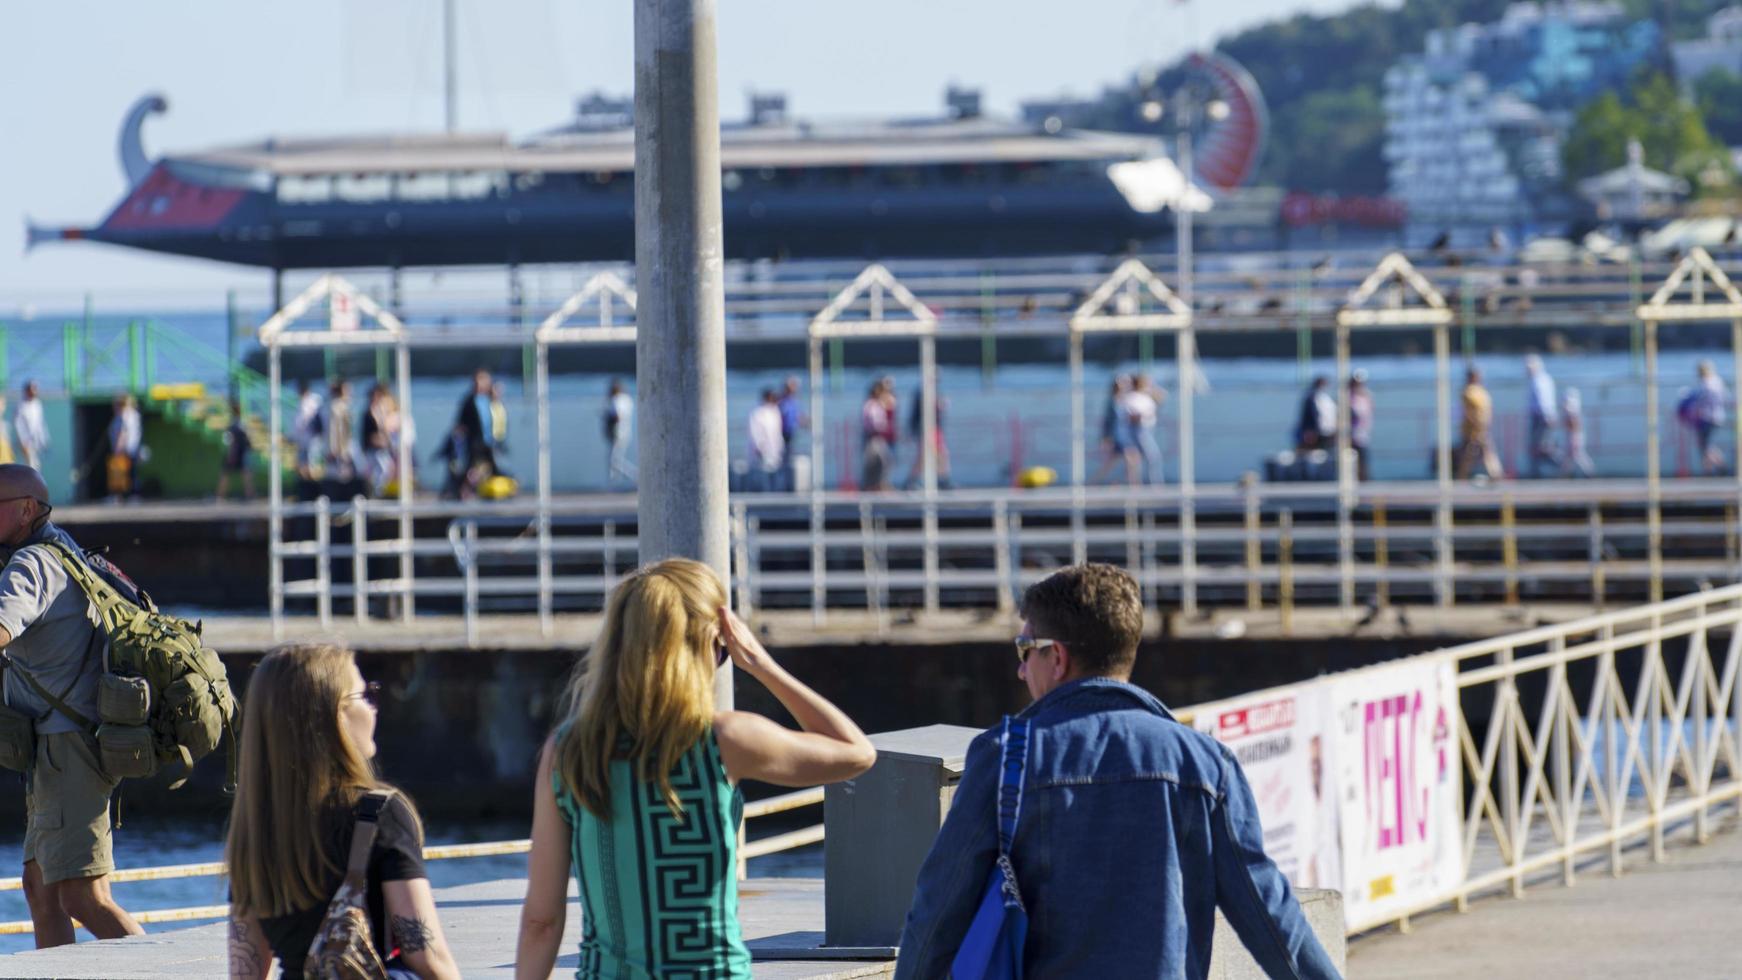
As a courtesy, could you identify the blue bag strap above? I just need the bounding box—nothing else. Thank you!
[996,716,1030,857]
[993,716,1031,911]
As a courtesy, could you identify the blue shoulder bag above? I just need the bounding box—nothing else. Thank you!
[950,716,1031,980]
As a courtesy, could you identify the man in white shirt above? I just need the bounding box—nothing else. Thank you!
[603,380,636,490]
[1524,355,1558,478]
[14,381,48,473]
[291,381,325,480]
[746,389,785,492]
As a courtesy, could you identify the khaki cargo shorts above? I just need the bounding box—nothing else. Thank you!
[24,731,118,885]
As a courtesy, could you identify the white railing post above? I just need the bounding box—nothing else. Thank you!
[352,496,369,625]
[463,520,479,648]
[1499,644,1523,898]
[992,498,1013,613]
[315,496,332,628]
[810,495,826,626]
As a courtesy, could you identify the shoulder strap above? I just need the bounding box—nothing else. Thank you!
[996,716,1030,858]
[41,542,131,634]
[343,791,394,888]
[0,635,100,733]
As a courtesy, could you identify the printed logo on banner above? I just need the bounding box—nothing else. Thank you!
[1196,687,1341,892]
[1331,658,1462,931]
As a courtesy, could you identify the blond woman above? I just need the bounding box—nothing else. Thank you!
[515,559,876,979]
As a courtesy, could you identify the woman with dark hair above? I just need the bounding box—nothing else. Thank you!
[225,644,460,979]
[514,559,877,978]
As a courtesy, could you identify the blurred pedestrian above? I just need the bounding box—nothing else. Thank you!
[1093,375,1134,484]
[360,384,393,495]
[746,388,784,492]
[1349,369,1374,481]
[903,384,952,491]
[489,382,510,475]
[291,380,324,480]
[1524,355,1558,478]
[326,379,355,483]
[1120,376,1164,485]
[1681,360,1731,476]
[860,377,898,491]
[217,398,254,500]
[776,376,805,491]
[1456,366,1503,481]
[0,393,15,466]
[1294,376,1336,451]
[105,393,142,501]
[14,381,47,473]
[1561,387,1595,478]
[603,379,636,490]
[452,369,496,482]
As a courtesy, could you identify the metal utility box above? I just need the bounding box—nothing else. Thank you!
[823,723,982,951]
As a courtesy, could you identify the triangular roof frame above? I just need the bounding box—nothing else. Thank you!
[809,264,937,338]
[258,274,406,348]
[1069,258,1191,333]
[537,271,639,344]
[1337,252,1453,327]
[1637,247,1742,321]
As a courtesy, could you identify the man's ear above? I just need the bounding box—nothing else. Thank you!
[1053,641,1073,681]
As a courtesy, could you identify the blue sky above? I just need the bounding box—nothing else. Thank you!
[2,0,1365,309]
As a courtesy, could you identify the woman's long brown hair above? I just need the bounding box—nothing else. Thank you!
[225,643,419,918]
[554,558,726,819]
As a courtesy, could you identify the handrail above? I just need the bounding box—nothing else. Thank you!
[0,787,826,934]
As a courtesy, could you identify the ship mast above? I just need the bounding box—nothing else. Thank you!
[443,0,458,132]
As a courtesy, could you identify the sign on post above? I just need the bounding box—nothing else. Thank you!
[330,290,359,333]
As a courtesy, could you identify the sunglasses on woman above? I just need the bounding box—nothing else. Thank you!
[344,681,382,707]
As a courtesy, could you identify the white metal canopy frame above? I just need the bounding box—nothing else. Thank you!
[261,271,648,638]
[1635,246,1742,602]
[1333,252,1456,610]
[260,275,414,634]
[1066,258,1200,610]
[805,264,943,615]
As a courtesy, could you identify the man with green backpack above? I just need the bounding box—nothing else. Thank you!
[0,464,238,948]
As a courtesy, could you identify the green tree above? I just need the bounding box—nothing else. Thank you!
[1694,68,1742,144]
[1561,73,1727,187]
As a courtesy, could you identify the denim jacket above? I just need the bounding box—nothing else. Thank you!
[894,678,1341,979]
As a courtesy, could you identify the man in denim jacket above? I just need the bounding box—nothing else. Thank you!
[895,564,1340,979]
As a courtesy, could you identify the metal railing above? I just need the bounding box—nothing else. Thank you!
[0,786,824,936]
[12,585,1737,939]
[273,477,1742,638]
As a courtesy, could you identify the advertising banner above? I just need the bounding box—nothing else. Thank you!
[1195,684,1342,891]
[1327,656,1462,930]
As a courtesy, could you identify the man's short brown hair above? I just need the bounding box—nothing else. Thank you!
[1020,563,1143,677]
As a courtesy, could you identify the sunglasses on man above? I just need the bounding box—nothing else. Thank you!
[1013,636,1058,665]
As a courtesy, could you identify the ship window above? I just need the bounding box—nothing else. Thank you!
[335,173,393,202]
[397,172,452,201]
[450,170,507,200]
[276,176,333,204]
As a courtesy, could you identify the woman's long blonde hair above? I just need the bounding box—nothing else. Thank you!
[555,558,726,819]
[225,643,419,918]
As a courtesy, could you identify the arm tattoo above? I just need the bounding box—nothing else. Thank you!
[391,913,435,955]
[228,918,265,980]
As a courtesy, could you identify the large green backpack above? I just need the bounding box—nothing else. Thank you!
[22,542,240,790]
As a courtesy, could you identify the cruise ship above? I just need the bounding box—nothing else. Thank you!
[30,89,1223,271]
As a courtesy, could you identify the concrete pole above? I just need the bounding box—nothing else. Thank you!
[1068,330,1085,488]
[920,334,939,613]
[443,0,458,134]
[634,0,732,708]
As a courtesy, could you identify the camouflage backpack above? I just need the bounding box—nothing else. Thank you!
[34,541,238,789]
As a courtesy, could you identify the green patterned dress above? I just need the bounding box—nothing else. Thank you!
[552,729,752,979]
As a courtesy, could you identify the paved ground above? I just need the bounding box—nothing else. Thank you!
[0,878,892,979]
[1348,818,1742,978]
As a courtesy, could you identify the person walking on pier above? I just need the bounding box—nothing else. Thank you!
[1349,369,1374,481]
[0,465,144,948]
[216,398,255,501]
[1456,365,1503,482]
[291,380,324,481]
[603,379,636,490]
[105,393,142,501]
[14,381,48,473]
[1121,375,1164,485]
[746,387,785,492]
[1561,387,1596,478]
[326,379,356,483]
[1524,355,1559,478]
[514,559,876,979]
[1683,360,1731,476]
[895,564,1339,979]
[1295,375,1336,452]
[1093,375,1134,484]
[225,643,460,980]
[860,377,899,491]
[777,375,805,491]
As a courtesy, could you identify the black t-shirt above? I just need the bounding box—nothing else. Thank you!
[257,794,427,977]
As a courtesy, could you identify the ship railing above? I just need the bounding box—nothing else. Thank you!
[0,786,824,936]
